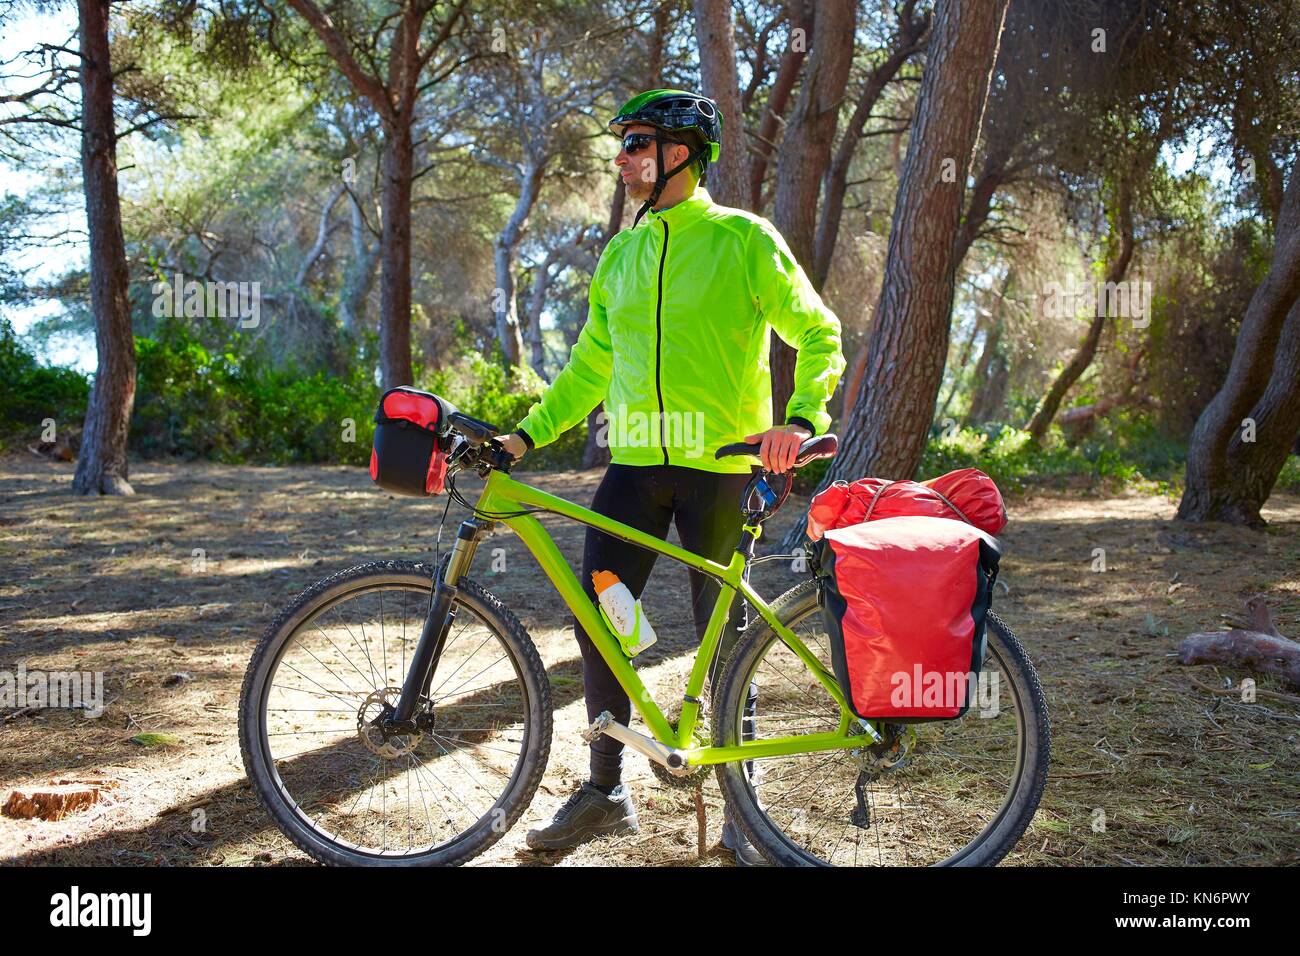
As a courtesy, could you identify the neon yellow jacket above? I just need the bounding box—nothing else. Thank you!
[516,187,844,474]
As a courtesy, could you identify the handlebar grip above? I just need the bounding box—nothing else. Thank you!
[714,441,762,460]
[714,433,838,465]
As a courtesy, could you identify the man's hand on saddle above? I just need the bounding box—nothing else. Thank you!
[745,423,812,474]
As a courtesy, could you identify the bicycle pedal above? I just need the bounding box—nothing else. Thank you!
[582,711,614,744]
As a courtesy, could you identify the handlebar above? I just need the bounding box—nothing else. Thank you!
[715,433,838,468]
[449,423,838,480]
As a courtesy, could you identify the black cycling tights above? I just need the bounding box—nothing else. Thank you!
[575,463,755,786]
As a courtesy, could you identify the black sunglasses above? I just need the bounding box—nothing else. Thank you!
[621,132,685,155]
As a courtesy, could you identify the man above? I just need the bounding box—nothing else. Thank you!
[496,90,844,865]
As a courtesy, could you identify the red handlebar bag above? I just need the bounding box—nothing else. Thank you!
[370,386,450,496]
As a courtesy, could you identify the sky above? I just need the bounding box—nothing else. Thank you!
[1,5,89,370]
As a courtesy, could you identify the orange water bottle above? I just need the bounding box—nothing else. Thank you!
[592,570,658,657]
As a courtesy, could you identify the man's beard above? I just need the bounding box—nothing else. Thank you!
[624,178,654,201]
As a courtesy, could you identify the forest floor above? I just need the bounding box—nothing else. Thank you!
[1,452,1297,867]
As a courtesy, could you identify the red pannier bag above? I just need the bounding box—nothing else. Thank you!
[805,467,1006,541]
[807,471,1005,722]
[369,386,451,496]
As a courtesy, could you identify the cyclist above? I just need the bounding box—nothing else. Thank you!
[495,89,844,865]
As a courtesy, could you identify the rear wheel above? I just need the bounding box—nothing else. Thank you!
[714,580,1049,866]
[239,561,552,866]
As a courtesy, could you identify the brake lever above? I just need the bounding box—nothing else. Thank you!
[473,438,516,476]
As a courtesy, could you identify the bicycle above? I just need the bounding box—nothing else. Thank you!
[238,409,1050,866]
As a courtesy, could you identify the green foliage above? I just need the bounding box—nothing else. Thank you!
[1277,456,1300,493]
[792,454,832,496]
[0,318,90,449]
[425,343,586,470]
[4,307,1291,504]
[920,415,1186,492]
[131,318,377,465]
[128,732,181,747]
[128,319,587,469]
[797,413,1190,498]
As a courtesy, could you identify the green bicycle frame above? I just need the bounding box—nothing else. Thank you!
[471,468,868,767]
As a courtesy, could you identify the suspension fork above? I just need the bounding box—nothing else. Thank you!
[388,517,492,726]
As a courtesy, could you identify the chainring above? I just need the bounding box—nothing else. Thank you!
[648,702,710,790]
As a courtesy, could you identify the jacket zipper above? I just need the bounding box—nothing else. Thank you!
[654,218,669,465]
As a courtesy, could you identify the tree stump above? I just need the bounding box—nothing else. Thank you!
[3,783,104,821]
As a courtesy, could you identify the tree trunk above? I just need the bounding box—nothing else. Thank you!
[841,341,869,418]
[524,226,597,379]
[379,122,415,388]
[339,191,379,335]
[692,0,748,208]
[1025,181,1136,442]
[523,267,551,378]
[1224,298,1300,511]
[966,318,1006,424]
[961,267,1013,424]
[579,178,628,466]
[813,2,928,288]
[494,160,544,368]
[1179,298,1300,526]
[749,1,810,212]
[936,311,985,422]
[952,139,1019,265]
[72,0,136,497]
[284,0,467,390]
[1178,157,1300,527]
[824,0,1009,482]
[582,403,611,468]
[769,0,856,423]
[605,178,626,240]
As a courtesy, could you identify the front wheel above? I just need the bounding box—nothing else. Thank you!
[238,561,552,866]
[714,580,1050,866]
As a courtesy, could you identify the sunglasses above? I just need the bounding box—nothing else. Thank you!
[621,132,685,155]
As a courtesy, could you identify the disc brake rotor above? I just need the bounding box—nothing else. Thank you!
[357,687,423,759]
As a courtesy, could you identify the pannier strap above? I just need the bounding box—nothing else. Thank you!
[863,481,974,527]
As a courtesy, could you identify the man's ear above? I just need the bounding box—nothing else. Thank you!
[670,141,691,172]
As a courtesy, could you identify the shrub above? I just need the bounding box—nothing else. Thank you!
[131,319,377,464]
[919,417,1184,492]
[1277,456,1300,493]
[0,318,90,448]
[426,348,586,470]
[130,320,587,469]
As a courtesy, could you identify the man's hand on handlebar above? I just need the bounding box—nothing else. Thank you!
[744,423,812,474]
[495,433,528,461]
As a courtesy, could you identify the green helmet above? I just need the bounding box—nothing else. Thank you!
[609,90,722,226]
[608,89,723,165]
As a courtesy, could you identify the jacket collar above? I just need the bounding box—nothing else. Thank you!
[640,187,713,230]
